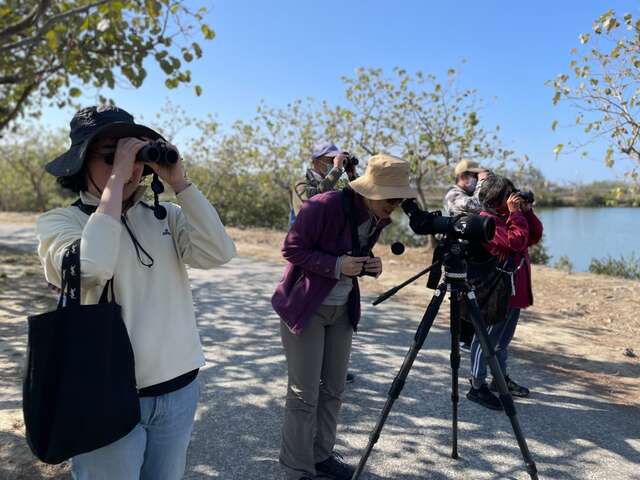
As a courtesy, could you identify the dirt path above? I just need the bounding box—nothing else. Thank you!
[0,215,638,479]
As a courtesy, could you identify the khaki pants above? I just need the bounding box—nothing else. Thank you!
[279,304,353,480]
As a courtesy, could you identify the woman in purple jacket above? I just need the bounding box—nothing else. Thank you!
[272,154,417,480]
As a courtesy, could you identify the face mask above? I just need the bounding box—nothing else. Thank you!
[464,177,478,192]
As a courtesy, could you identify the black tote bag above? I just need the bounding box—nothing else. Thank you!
[23,239,140,464]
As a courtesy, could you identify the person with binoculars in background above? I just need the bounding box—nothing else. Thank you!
[35,105,236,479]
[272,154,417,480]
[466,174,543,411]
[290,141,359,223]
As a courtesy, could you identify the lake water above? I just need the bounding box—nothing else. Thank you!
[536,207,640,272]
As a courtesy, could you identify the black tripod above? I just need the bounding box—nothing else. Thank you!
[351,239,539,480]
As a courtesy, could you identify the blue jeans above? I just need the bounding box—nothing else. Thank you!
[470,308,520,385]
[72,378,200,480]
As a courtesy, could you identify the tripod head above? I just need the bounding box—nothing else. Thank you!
[426,236,471,290]
[373,234,475,306]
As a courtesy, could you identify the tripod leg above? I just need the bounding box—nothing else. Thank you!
[351,283,448,480]
[449,291,461,459]
[463,291,539,480]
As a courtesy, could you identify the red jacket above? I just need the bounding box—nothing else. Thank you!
[479,209,543,309]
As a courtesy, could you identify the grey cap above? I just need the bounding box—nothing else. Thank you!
[312,141,341,159]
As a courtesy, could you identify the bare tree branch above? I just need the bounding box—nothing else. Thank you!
[0,82,38,133]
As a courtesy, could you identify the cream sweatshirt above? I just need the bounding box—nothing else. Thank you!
[36,184,237,388]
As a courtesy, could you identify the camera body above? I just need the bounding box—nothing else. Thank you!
[514,189,535,204]
[350,245,376,278]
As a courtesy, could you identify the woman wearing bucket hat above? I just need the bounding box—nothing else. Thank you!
[35,105,236,479]
[272,154,417,480]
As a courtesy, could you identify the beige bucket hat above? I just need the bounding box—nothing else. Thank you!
[454,159,486,176]
[349,154,417,200]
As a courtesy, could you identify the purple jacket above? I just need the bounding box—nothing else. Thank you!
[271,189,390,334]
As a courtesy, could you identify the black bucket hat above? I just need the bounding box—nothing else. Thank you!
[46,105,164,177]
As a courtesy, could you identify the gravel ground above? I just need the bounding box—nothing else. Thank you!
[0,222,639,479]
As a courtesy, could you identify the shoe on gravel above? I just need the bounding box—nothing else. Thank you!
[490,375,530,398]
[467,382,503,410]
[315,451,355,480]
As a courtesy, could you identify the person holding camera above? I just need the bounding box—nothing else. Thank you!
[290,141,358,221]
[36,105,236,479]
[443,159,490,350]
[466,174,543,411]
[272,154,416,480]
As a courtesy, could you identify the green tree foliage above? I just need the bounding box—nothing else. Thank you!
[0,126,71,211]
[228,67,520,212]
[330,67,518,207]
[0,64,524,230]
[0,0,214,134]
[185,115,291,230]
[551,9,640,184]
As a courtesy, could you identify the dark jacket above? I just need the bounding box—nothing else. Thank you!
[272,189,389,333]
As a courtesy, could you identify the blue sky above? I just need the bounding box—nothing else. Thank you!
[39,0,638,183]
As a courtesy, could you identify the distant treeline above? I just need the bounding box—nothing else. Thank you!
[421,180,640,209]
[532,181,640,208]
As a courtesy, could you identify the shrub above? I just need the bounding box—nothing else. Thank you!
[554,255,574,273]
[529,235,551,265]
[589,254,640,280]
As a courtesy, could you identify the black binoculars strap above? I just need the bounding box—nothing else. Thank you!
[72,199,154,268]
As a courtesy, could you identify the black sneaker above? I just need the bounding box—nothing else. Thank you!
[346,372,355,384]
[490,376,530,398]
[315,452,355,480]
[466,382,503,410]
